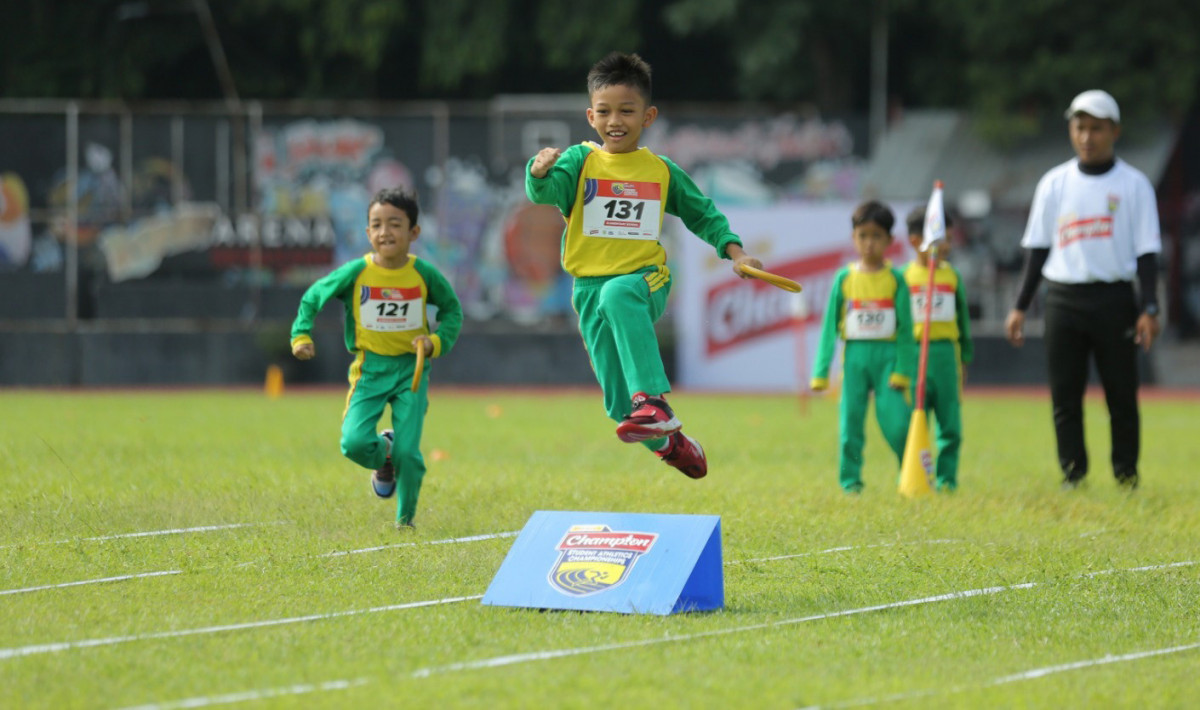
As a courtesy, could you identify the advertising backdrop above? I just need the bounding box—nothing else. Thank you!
[674,203,916,392]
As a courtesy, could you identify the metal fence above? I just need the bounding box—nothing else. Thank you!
[0,98,884,327]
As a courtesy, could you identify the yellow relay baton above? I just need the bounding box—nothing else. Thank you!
[411,344,425,392]
[737,264,803,293]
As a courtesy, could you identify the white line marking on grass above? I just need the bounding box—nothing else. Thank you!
[0,595,481,661]
[410,560,1199,678]
[801,640,1200,708]
[0,570,181,596]
[729,539,963,565]
[0,522,290,549]
[319,530,520,558]
[116,677,368,710]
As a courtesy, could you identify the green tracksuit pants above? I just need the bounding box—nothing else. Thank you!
[572,267,672,452]
[839,340,911,491]
[911,340,963,490]
[340,350,428,525]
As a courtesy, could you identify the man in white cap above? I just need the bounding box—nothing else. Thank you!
[1004,89,1162,491]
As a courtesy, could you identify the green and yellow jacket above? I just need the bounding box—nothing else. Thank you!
[811,261,916,390]
[525,141,742,277]
[290,254,462,359]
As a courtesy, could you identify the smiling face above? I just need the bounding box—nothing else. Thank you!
[366,200,419,268]
[586,83,658,154]
[852,222,893,270]
[1069,114,1121,166]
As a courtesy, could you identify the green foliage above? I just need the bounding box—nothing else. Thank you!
[1,389,1198,707]
[1,0,1196,125]
[533,3,644,75]
[419,0,511,91]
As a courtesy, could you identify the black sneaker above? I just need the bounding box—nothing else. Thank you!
[1061,461,1086,490]
[371,430,396,498]
[1116,469,1140,490]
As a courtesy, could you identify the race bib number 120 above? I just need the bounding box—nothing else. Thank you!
[844,299,896,339]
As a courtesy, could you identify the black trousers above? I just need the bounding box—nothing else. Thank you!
[1043,280,1140,479]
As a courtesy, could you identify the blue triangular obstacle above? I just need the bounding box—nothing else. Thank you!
[482,510,723,615]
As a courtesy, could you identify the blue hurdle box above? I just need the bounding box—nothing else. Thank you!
[482,510,723,615]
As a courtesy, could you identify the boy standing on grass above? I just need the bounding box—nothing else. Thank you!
[290,187,462,528]
[811,201,915,493]
[526,51,763,480]
[903,206,973,492]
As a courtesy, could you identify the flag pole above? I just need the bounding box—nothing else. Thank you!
[915,243,938,411]
[899,179,945,498]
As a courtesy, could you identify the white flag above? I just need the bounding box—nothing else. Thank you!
[920,180,946,252]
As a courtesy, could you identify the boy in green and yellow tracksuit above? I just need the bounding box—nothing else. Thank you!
[811,201,915,493]
[526,51,763,479]
[903,206,973,491]
[290,188,462,528]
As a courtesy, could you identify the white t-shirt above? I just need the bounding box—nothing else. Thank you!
[1021,158,1161,283]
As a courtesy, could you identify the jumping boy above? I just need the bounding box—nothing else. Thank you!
[290,187,462,528]
[903,205,973,491]
[811,201,915,493]
[525,51,762,479]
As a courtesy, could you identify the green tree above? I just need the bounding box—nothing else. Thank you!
[1,0,1195,140]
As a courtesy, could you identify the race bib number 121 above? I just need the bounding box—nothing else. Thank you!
[360,286,422,332]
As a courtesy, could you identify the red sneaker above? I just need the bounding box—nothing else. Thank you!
[657,431,707,479]
[616,392,682,443]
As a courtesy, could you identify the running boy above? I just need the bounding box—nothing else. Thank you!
[811,201,915,493]
[526,51,762,479]
[290,187,462,528]
[903,206,973,491]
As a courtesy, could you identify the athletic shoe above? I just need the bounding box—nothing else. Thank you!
[657,431,707,479]
[1061,461,1086,491]
[616,392,682,443]
[372,430,396,498]
[1116,469,1140,490]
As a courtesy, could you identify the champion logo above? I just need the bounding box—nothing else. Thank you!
[548,525,658,597]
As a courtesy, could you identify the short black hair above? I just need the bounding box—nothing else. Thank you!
[370,187,419,226]
[851,200,894,233]
[587,52,652,102]
[905,204,953,236]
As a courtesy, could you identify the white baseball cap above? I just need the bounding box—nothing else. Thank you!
[1064,90,1120,123]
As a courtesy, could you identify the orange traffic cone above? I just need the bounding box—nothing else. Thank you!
[265,364,284,399]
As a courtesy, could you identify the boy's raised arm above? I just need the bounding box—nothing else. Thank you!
[662,158,741,260]
[290,261,360,355]
[525,144,586,214]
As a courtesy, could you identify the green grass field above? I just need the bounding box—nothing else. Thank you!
[2,387,1198,709]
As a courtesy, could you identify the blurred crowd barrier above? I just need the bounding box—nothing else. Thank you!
[0,98,1187,386]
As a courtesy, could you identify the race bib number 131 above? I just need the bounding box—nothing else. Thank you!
[582,179,662,240]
